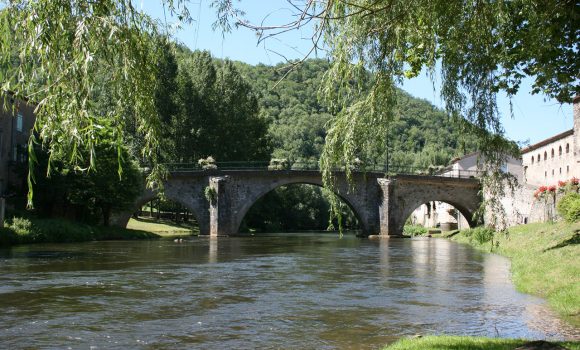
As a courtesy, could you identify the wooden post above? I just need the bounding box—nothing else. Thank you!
[0,198,5,228]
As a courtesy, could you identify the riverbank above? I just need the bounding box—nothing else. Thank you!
[449,221,580,327]
[126,217,198,236]
[0,217,159,246]
[383,336,579,350]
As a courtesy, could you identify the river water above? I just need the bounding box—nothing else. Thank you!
[0,234,577,349]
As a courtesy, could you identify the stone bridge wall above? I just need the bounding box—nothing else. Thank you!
[114,171,480,237]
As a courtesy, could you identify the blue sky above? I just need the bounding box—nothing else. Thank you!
[142,0,574,146]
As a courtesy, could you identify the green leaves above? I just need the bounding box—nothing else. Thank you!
[0,1,167,205]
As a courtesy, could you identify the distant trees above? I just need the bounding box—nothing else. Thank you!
[159,50,271,163]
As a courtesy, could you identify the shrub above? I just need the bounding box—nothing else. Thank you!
[557,192,580,223]
[204,186,217,204]
[462,226,495,245]
[403,225,427,237]
[198,156,217,170]
[268,158,290,170]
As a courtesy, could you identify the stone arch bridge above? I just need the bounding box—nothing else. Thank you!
[114,170,480,237]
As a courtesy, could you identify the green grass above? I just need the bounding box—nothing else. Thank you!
[127,217,199,236]
[451,221,580,326]
[0,217,160,246]
[383,336,579,350]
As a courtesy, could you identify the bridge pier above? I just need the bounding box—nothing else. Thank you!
[377,178,403,236]
[209,176,233,236]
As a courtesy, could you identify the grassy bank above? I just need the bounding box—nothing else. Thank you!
[383,336,579,350]
[127,217,198,236]
[450,222,580,326]
[0,217,159,246]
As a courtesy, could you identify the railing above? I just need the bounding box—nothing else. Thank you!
[165,161,482,179]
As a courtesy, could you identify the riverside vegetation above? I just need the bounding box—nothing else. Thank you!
[383,336,580,350]
[0,216,157,246]
[450,221,580,327]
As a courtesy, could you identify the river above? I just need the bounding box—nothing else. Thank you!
[0,234,577,349]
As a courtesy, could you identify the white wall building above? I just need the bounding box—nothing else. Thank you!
[410,96,580,231]
[521,96,580,186]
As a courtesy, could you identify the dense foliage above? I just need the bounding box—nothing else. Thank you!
[216,0,576,230]
[557,192,580,223]
[2,1,577,231]
[235,58,477,170]
[32,140,143,226]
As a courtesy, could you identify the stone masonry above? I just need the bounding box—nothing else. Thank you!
[114,170,481,237]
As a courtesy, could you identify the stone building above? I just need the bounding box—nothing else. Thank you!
[411,96,580,230]
[521,96,580,186]
[0,95,36,196]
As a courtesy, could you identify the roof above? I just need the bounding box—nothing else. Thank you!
[449,151,479,165]
[521,129,574,154]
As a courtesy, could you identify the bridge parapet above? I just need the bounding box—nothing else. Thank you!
[166,162,482,179]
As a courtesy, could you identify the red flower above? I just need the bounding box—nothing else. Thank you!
[571,177,579,185]
[538,186,548,192]
[558,180,567,187]
[548,186,556,192]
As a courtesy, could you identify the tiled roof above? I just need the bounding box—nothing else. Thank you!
[521,129,574,154]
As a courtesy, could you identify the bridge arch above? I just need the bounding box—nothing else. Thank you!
[383,176,480,236]
[402,199,476,233]
[113,178,210,234]
[231,179,365,234]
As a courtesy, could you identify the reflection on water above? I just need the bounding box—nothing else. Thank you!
[0,234,577,349]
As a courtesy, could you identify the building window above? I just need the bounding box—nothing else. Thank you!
[559,146,562,156]
[545,171,547,178]
[538,154,541,162]
[551,149,554,158]
[559,168,562,174]
[567,165,570,173]
[552,169,554,176]
[16,113,23,132]
[544,151,547,160]
[531,156,534,164]
[566,143,570,153]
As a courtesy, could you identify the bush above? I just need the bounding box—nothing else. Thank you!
[198,156,217,170]
[557,192,580,223]
[268,158,290,170]
[462,226,495,245]
[403,225,427,237]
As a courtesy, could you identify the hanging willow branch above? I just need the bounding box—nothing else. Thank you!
[0,0,195,206]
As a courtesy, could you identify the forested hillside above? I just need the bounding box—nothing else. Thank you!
[234,59,477,169]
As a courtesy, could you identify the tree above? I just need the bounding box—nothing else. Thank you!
[0,1,173,204]
[215,0,577,171]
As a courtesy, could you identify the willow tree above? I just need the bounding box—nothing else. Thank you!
[216,0,578,229]
[0,0,191,205]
